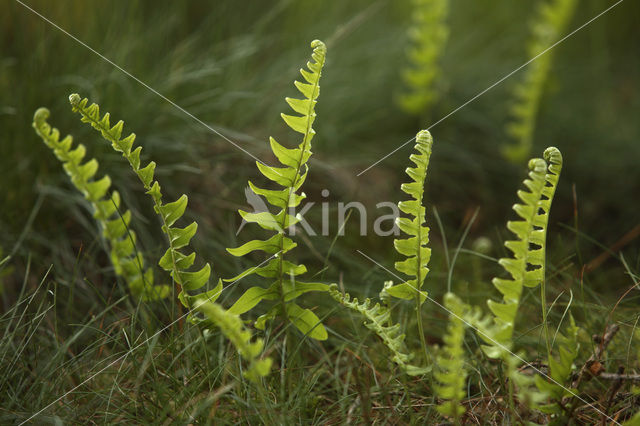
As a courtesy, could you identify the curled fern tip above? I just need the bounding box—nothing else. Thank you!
[311,39,326,51]
[69,93,81,107]
[33,107,50,124]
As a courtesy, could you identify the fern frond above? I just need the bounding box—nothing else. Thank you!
[503,0,576,163]
[68,94,216,310]
[485,156,547,354]
[33,108,169,301]
[435,293,468,420]
[484,147,562,357]
[67,95,271,382]
[226,40,329,340]
[398,0,449,115]
[386,130,433,304]
[329,285,430,376]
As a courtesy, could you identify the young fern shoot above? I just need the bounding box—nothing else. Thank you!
[503,0,576,163]
[67,95,271,381]
[225,40,329,340]
[33,108,170,301]
[385,129,433,362]
[398,0,449,116]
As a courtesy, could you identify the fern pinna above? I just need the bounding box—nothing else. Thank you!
[66,94,271,381]
[225,40,329,340]
[33,108,169,301]
[385,129,433,361]
[503,0,576,163]
[398,0,449,115]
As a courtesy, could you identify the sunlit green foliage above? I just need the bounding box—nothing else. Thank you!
[225,40,330,340]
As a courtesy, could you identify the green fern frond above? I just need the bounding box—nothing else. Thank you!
[329,284,429,376]
[226,40,329,340]
[484,147,562,357]
[33,108,169,301]
[67,95,271,382]
[68,94,216,311]
[503,0,576,163]
[398,0,449,115]
[386,130,433,304]
[435,293,468,420]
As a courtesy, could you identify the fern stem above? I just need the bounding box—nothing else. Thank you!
[416,303,430,363]
[414,178,430,364]
[541,278,552,359]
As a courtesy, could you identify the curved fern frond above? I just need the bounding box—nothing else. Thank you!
[67,95,271,382]
[398,0,449,115]
[386,130,433,304]
[486,157,547,352]
[329,284,430,376]
[68,94,215,311]
[435,293,468,420]
[503,0,576,163]
[485,148,563,356]
[33,108,169,301]
[226,40,329,340]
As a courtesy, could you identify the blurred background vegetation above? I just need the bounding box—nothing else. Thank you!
[1,0,638,310]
